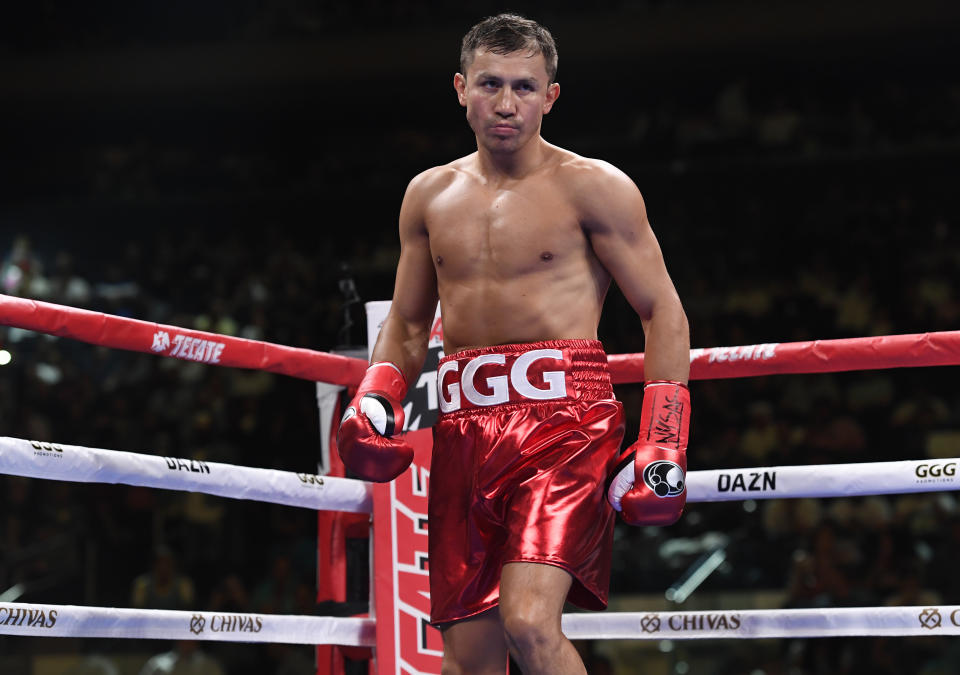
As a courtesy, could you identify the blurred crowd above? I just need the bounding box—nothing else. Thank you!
[2,9,959,675]
[0,231,328,673]
[2,1,712,50]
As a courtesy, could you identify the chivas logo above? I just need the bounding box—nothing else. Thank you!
[190,614,206,635]
[0,606,58,628]
[210,615,263,633]
[668,613,742,631]
[640,614,661,633]
[919,608,941,630]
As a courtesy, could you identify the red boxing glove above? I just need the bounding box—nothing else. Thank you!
[607,381,690,526]
[337,362,414,482]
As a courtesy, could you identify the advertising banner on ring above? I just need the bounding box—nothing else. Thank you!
[365,301,445,433]
[367,301,444,675]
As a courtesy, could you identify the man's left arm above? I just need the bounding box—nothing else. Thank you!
[580,162,689,380]
[579,162,691,526]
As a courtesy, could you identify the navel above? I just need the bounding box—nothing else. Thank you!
[540,251,554,262]
[436,255,443,266]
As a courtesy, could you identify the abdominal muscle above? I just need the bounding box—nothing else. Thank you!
[437,263,609,355]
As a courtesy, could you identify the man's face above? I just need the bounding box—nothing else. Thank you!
[454,49,559,154]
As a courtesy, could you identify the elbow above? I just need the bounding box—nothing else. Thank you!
[657,294,688,329]
[651,296,689,343]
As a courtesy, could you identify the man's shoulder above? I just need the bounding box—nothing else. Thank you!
[406,155,477,198]
[552,148,634,189]
[549,147,645,225]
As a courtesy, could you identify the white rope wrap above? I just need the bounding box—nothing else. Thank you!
[562,606,960,640]
[686,458,960,502]
[4,602,957,642]
[0,436,372,514]
[3,437,957,510]
[0,603,375,645]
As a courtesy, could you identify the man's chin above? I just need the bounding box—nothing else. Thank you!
[482,136,522,153]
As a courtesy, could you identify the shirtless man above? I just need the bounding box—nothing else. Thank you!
[337,13,690,674]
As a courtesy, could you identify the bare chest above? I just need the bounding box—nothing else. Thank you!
[425,181,585,277]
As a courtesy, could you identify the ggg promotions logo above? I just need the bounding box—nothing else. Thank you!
[30,440,64,459]
[643,460,685,497]
[919,608,942,630]
[297,473,325,488]
[915,463,957,484]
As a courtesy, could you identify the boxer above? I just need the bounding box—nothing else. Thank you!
[337,13,690,674]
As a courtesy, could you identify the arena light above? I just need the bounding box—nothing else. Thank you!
[665,546,727,604]
[0,582,25,602]
[0,349,11,366]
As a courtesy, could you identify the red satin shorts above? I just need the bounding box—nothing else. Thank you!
[428,339,625,625]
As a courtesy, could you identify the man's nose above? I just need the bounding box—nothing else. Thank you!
[494,87,517,115]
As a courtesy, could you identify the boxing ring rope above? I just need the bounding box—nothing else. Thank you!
[2,436,957,507]
[0,603,375,645]
[612,331,960,382]
[3,294,960,382]
[2,602,958,642]
[0,437,372,513]
[3,294,960,653]
[562,606,960,639]
[0,294,366,386]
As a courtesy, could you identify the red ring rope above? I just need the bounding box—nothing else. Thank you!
[609,331,960,383]
[2,294,958,386]
[0,294,366,387]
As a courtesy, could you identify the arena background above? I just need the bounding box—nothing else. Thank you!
[2,1,959,673]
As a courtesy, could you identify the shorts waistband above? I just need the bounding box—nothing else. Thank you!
[437,339,614,418]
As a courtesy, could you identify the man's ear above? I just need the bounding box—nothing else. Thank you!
[543,81,560,114]
[454,73,467,107]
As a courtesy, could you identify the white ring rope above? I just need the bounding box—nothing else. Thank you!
[3,601,956,643]
[0,436,372,514]
[2,436,957,509]
[0,602,375,646]
[561,606,960,640]
[687,457,960,501]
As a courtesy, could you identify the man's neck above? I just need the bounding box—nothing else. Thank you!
[475,135,550,182]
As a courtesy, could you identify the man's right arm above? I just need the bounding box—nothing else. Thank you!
[336,171,440,482]
[370,170,440,383]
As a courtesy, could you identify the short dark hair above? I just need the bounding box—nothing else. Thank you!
[460,13,558,83]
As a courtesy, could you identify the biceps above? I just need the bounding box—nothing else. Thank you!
[391,234,438,329]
